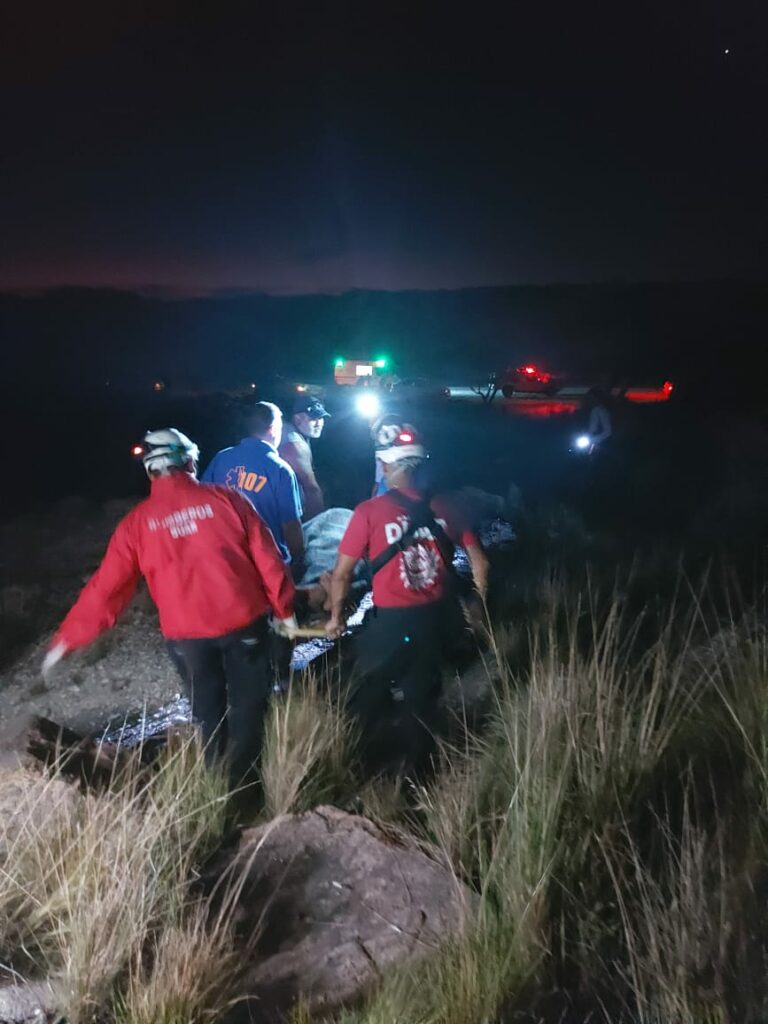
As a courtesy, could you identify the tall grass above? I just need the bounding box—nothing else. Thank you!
[350,581,768,1024]
[0,734,240,1024]
[113,899,241,1024]
[261,674,358,818]
[601,796,734,1024]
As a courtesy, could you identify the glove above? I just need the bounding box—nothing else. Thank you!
[272,614,299,639]
[42,641,68,683]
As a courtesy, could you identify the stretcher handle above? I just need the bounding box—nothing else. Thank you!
[286,626,330,639]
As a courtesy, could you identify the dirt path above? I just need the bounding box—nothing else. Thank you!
[0,498,180,737]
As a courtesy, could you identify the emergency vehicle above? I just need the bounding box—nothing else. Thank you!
[333,357,389,386]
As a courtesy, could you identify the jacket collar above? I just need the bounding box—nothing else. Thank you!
[149,471,199,493]
[239,436,276,453]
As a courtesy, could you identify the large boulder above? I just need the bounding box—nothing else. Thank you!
[225,806,475,1022]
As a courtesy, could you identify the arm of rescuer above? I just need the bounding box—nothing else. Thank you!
[283,520,305,580]
[280,438,325,520]
[326,554,358,639]
[44,514,141,674]
[277,463,305,580]
[237,494,296,624]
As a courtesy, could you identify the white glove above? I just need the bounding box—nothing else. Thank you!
[42,641,68,683]
[273,615,299,639]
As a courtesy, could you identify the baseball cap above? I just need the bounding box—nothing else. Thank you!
[377,428,426,464]
[293,396,331,418]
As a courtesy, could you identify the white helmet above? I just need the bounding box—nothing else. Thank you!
[137,428,200,475]
[371,415,416,450]
[377,428,427,464]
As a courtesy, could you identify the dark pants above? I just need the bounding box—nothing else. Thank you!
[167,616,271,787]
[349,601,464,776]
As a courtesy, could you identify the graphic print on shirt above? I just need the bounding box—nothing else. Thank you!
[399,543,439,591]
[225,465,268,495]
[384,512,445,592]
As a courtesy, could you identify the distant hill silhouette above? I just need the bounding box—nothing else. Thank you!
[1,281,766,397]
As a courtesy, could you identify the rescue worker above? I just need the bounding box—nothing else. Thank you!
[278,396,331,520]
[369,414,414,497]
[585,387,613,450]
[325,429,489,774]
[201,401,305,578]
[42,428,296,786]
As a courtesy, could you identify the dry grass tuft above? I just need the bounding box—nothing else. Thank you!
[0,733,240,1023]
[261,675,358,819]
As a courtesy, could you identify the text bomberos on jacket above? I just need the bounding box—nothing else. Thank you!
[147,504,214,539]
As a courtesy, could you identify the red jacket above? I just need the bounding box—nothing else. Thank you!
[54,473,295,652]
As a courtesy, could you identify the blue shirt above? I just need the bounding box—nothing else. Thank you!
[201,438,303,562]
[373,458,389,496]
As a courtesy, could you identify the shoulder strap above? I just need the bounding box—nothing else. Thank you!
[369,492,454,578]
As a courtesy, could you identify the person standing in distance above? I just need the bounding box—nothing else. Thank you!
[202,401,305,579]
[42,428,297,787]
[278,396,331,521]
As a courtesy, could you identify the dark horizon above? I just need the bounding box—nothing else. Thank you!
[3,273,768,303]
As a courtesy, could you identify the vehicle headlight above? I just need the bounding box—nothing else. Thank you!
[355,392,381,418]
[575,434,591,450]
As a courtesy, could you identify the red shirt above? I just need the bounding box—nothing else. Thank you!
[338,487,478,608]
[54,473,295,652]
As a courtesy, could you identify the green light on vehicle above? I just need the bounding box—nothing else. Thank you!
[334,357,345,368]
[373,356,388,369]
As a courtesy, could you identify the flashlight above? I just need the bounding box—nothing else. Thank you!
[355,392,381,418]
[573,434,592,452]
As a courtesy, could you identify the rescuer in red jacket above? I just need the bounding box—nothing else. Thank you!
[326,428,489,776]
[42,428,297,786]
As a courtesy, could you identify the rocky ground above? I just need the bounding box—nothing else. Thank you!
[0,498,181,740]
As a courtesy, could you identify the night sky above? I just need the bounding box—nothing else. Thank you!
[2,1,766,294]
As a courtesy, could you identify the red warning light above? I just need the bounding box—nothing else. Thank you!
[523,365,536,375]
[131,445,144,457]
[399,432,413,443]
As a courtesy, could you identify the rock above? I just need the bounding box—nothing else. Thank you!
[223,806,475,1022]
[0,979,61,1023]
[0,716,40,771]
[0,715,146,785]
[0,765,82,860]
